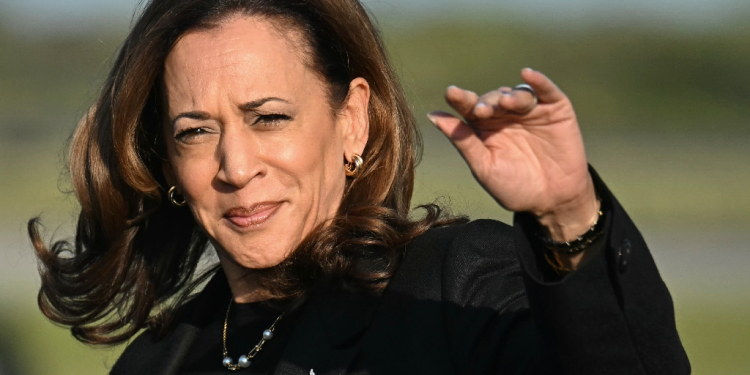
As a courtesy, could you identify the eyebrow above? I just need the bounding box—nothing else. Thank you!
[170,97,290,128]
[239,97,289,111]
[170,111,209,128]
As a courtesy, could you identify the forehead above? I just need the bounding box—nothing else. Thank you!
[163,16,319,108]
[172,14,307,60]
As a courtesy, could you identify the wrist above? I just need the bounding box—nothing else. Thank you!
[534,177,599,242]
[534,176,602,272]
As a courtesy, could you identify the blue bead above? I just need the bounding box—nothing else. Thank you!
[222,357,233,368]
[263,329,273,340]
[238,355,251,368]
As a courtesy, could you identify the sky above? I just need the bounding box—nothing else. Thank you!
[2,0,749,35]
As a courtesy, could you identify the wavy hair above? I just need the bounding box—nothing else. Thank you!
[28,0,466,345]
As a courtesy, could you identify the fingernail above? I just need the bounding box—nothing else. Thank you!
[475,102,488,108]
[523,67,534,73]
[426,113,439,125]
[447,85,461,93]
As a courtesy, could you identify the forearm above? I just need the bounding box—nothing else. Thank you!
[512,168,690,374]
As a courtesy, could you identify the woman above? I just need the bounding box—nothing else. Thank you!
[28,0,689,374]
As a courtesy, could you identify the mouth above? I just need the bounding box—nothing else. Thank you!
[223,202,283,229]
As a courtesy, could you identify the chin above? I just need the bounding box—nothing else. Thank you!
[215,227,299,270]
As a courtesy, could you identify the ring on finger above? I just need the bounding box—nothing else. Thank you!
[512,84,539,107]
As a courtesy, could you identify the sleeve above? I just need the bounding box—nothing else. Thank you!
[511,166,691,374]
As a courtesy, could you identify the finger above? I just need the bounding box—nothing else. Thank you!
[473,87,536,118]
[445,85,480,120]
[473,90,509,118]
[505,86,537,115]
[427,111,487,166]
[520,68,566,104]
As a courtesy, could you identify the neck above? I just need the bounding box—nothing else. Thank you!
[218,253,274,303]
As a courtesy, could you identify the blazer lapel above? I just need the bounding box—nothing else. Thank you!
[273,285,381,375]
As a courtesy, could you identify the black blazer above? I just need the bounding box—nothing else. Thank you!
[111,171,690,375]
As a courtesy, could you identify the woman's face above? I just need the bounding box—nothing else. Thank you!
[162,16,369,270]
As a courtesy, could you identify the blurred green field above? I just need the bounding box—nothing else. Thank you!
[1,12,749,375]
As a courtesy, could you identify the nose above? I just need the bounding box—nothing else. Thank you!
[215,125,263,189]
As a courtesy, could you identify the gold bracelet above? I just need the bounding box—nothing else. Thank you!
[537,205,604,255]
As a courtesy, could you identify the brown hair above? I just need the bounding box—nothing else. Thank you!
[28,0,466,346]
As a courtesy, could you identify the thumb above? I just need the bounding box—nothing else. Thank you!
[427,111,487,168]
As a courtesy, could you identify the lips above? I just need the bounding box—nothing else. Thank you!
[224,202,282,228]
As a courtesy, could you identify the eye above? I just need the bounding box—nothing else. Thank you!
[253,114,291,126]
[174,127,209,141]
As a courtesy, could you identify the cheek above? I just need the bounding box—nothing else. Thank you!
[270,120,343,185]
[274,138,332,175]
[271,123,346,217]
[169,152,220,219]
[165,133,217,185]
[176,158,216,193]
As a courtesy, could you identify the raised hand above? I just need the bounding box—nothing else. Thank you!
[428,68,599,246]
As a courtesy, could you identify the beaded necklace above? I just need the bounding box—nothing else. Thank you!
[221,298,284,371]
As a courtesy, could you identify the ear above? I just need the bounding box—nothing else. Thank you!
[339,77,370,162]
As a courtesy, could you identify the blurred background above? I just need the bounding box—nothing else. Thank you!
[1,0,748,373]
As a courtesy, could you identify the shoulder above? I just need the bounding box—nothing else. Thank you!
[110,323,197,375]
[111,272,228,374]
[391,219,527,311]
[407,219,517,266]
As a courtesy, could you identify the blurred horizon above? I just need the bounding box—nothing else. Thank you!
[2,0,750,36]
[1,1,749,374]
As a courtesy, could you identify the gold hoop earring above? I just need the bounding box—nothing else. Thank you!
[168,186,187,207]
[344,154,363,177]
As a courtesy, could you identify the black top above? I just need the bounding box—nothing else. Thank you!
[180,242,602,375]
[111,168,690,375]
[180,301,292,374]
